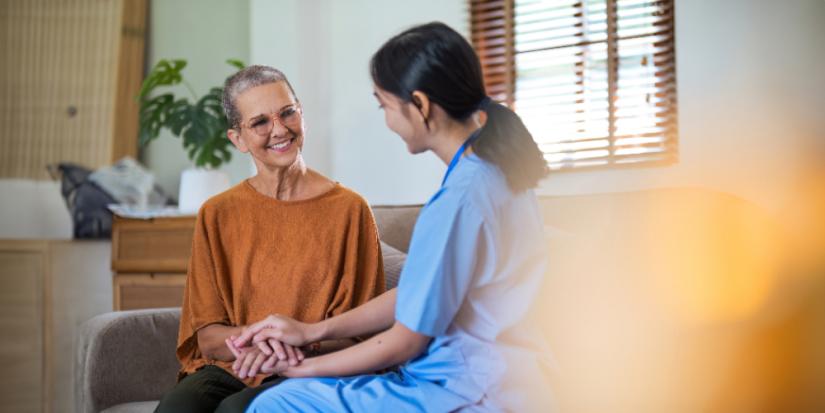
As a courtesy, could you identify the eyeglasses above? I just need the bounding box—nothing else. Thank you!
[241,103,302,136]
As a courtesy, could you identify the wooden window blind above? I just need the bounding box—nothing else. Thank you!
[470,0,678,171]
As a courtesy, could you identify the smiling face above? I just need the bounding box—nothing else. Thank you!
[373,86,429,154]
[227,81,305,171]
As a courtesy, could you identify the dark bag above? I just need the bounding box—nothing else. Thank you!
[52,163,116,239]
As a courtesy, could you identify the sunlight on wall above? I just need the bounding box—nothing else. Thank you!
[531,162,825,412]
[644,193,782,324]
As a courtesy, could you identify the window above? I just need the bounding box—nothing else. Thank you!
[470,0,678,171]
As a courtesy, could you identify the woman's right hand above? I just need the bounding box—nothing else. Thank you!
[226,336,300,378]
[233,314,315,349]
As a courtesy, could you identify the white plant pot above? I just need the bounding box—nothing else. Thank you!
[178,168,230,214]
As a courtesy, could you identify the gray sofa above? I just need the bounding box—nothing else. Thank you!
[77,189,809,412]
[75,205,421,413]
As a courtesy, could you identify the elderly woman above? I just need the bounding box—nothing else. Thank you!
[153,66,385,413]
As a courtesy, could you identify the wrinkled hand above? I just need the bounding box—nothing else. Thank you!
[232,314,312,349]
[225,335,303,379]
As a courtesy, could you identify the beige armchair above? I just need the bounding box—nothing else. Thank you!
[76,308,181,413]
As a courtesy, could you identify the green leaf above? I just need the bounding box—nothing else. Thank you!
[137,94,174,146]
[165,98,192,136]
[137,59,187,99]
[226,59,245,70]
[193,128,233,168]
[180,95,224,151]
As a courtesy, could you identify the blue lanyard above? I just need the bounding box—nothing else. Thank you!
[441,129,481,188]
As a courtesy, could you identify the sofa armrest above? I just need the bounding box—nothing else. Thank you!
[75,308,181,413]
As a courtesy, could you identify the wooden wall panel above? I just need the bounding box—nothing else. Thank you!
[111,0,147,162]
[0,0,146,179]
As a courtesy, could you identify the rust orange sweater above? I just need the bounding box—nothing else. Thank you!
[176,180,385,386]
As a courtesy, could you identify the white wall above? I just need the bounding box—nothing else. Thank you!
[141,0,253,198]
[248,0,824,211]
[325,0,468,205]
[249,0,467,205]
[0,180,71,238]
[539,0,825,214]
[249,0,331,177]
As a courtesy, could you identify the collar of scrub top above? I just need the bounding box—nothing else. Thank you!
[440,96,492,188]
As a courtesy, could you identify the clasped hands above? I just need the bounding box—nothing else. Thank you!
[225,314,312,379]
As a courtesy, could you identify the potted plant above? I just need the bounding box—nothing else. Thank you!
[137,58,244,212]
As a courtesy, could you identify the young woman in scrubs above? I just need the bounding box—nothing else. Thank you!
[231,21,553,412]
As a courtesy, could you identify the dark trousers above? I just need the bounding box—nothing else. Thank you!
[154,365,287,413]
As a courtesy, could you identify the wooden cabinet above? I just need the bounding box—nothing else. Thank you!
[111,216,196,310]
[0,240,111,413]
[0,242,45,413]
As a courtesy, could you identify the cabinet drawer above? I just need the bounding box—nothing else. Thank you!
[114,273,186,310]
[112,216,195,273]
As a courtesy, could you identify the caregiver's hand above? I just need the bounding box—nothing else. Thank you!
[232,314,317,349]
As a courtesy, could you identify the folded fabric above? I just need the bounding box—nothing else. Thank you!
[89,157,169,206]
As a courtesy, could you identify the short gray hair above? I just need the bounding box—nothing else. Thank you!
[222,65,298,129]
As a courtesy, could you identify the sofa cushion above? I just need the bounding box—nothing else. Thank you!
[101,400,159,413]
[380,241,406,291]
[372,205,421,253]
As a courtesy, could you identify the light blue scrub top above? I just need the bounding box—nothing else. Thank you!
[247,151,551,413]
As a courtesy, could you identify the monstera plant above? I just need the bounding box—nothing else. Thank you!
[137,58,245,212]
[138,58,244,168]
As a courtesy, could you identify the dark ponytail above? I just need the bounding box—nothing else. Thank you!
[476,100,549,192]
[370,21,549,192]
